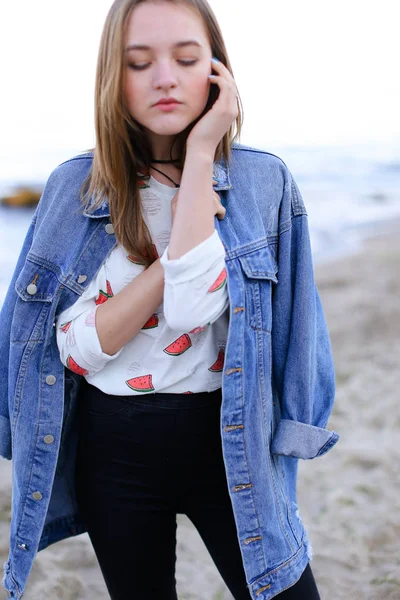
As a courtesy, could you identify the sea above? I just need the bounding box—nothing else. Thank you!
[1,141,400,307]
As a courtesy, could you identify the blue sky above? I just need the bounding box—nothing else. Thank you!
[0,0,398,166]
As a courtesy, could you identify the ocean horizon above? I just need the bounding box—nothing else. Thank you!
[1,140,399,306]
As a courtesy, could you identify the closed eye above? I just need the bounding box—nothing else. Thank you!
[128,60,198,70]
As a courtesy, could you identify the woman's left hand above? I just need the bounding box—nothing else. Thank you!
[186,58,239,156]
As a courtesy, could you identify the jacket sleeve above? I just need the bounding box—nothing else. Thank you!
[270,167,339,460]
[159,229,229,331]
[0,212,37,460]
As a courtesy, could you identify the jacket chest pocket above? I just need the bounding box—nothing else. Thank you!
[238,245,278,333]
[12,259,61,343]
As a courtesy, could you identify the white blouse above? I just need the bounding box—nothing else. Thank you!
[55,175,229,395]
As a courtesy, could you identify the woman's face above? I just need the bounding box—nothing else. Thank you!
[123,1,213,144]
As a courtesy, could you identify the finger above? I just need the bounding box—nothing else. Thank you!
[216,206,226,220]
[210,58,235,81]
[214,194,226,215]
[208,75,239,99]
[210,60,239,93]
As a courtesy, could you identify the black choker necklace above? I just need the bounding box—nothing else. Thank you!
[151,158,180,164]
[150,164,180,188]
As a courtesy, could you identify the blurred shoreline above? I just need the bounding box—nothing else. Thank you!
[312,214,400,265]
[1,216,400,598]
[1,139,400,270]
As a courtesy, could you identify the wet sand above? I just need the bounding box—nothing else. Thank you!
[298,218,400,599]
[1,220,400,599]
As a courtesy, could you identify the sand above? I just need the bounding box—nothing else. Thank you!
[1,220,400,599]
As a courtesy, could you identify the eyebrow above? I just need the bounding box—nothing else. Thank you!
[125,40,202,52]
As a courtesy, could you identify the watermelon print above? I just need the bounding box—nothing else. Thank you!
[164,334,192,356]
[137,174,150,189]
[208,268,227,293]
[126,374,155,393]
[189,325,207,334]
[142,314,159,330]
[128,362,142,373]
[189,327,207,351]
[208,349,225,372]
[85,308,97,328]
[55,172,230,396]
[95,280,114,305]
[66,324,77,347]
[66,355,89,376]
[60,321,72,333]
[95,291,108,305]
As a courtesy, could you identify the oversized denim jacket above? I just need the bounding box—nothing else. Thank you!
[0,142,339,599]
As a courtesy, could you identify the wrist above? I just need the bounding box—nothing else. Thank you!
[185,143,215,164]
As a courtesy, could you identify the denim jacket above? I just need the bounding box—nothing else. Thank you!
[0,143,339,599]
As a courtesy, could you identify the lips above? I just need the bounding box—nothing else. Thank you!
[155,99,181,106]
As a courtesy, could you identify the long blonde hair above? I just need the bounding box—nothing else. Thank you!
[82,0,243,268]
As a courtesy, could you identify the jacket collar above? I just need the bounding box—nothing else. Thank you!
[83,154,232,219]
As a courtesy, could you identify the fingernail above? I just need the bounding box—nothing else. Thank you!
[211,57,219,64]
[208,74,217,79]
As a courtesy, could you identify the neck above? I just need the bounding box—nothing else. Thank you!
[146,129,180,163]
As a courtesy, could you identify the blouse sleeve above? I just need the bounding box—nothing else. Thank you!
[55,264,123,377]
[159,229,229,331]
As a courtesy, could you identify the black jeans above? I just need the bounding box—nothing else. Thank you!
[75,379,320,599]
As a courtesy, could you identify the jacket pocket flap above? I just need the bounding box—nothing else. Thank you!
[15,259,60,302]
[238,246,278,283]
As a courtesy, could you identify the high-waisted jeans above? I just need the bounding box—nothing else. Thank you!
[75,379,320,600]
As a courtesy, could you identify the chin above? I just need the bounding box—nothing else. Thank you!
[146,119,193,136]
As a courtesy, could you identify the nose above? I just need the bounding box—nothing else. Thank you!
[152,59,178,91]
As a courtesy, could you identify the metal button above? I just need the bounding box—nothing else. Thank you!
[77,275,87,284]
[46,375,56,386]
[26,284,38,295]
[44,435,55,445]
[105,223,114,234]
[32,491,43,501]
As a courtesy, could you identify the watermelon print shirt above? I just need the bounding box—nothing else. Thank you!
[55,174,229,395]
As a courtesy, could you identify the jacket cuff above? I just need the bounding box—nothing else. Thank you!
[0,415,12,460]
[271,418,339,460]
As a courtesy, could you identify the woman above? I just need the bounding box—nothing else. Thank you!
[0,0,339,598]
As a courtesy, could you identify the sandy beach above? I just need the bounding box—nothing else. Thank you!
[1,220,400,599]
